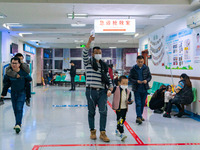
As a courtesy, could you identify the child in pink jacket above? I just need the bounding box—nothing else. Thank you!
[111,75,134,141]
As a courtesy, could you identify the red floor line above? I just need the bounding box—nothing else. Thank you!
[33,143,200,149]
[107,101,144,145]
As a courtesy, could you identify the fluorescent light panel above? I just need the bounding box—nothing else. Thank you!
[30,40,40,42]
[135,33,139,37]
[149,15,171,19]
[67,13,88,18]
[19,33,32,37]
[118,40,128,43]
[3,24,10,30]
[74,40,84,43]
[71,24,86,27]
[109,47,117,49]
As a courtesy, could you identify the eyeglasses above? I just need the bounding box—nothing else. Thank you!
[11,63,19,65]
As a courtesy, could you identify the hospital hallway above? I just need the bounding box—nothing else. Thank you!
[0,86,200,150]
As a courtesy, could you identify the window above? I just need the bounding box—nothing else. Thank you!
[55,60,63,69]
[44,49,53,58]
[70,49,82,57]
[102,49,111,57]
[55,49,63,57]
[43,59,53,69]
[71,60,82,69]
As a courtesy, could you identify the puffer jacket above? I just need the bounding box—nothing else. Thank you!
[128,64,152,91]
[173,80,194,105]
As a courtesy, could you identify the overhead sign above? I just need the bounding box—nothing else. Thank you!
[23,44,36,54]
[94,19,135,33]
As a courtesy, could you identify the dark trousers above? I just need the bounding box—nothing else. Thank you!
[134,91,147,118]
[71,76,75,90]
[85,88,107,131]
[116,109,127,133]
[166,99,183,113]
[11,92,26,126]
[164,102,169,112]
[25,81,31,99]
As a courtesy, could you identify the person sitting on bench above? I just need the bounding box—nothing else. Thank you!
[163,73,193,118]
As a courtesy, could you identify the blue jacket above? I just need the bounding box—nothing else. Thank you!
[1,69,32,96]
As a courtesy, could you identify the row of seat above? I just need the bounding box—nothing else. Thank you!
[54,75,86,83]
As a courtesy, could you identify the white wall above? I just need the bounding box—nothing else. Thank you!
[139,10,200,114]
[1,31,37,87]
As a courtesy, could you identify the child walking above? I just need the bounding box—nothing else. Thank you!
[111,75,133,141]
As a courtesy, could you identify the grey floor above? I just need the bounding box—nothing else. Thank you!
[0,86,200,150]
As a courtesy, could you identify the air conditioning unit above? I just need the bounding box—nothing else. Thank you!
[187,11,200,29]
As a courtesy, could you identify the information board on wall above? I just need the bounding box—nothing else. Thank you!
[165,28,193,70]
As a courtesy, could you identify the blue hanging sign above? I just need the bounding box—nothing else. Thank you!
[23,44,36,54]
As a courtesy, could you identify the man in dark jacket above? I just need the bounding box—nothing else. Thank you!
[128,55,152,125]
[1,57,32,134]
[68,61,76,91]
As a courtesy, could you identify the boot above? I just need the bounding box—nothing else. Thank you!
[90,129,97,140]
[136,117,142,124]
[100,131,110,142]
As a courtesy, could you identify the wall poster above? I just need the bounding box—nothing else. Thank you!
[165,28,193,70]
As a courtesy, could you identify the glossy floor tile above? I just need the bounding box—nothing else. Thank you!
[0,86,200,150]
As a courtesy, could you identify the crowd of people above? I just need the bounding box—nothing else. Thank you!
[0,35,194,143]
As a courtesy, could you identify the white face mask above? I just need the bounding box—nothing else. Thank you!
[120,85,128,90]
[94,54,102,60]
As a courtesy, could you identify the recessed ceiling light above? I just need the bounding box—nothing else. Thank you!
[149,15,171,19]
[74,40,84,43]
[19,33,32,37]
[109,47,117,49]
[71,24,86,27]
[67,13,88,18]
[30,40,40,42]
[124,33,135,35]
[3,24,10,30]
[118,40,128,43]
[135,33,139,37]
[7,23,23,27]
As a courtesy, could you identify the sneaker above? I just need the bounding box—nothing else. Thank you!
[26,98,30,107]
[0,99,4,106]
[163,113,171,118]
[141,117,145,121]
[136,117,142,124]
[115,129,121,137]
[15,125,21,134]
[120,133,127,141]
[14,124,22,130]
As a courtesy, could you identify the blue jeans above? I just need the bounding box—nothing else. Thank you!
[11,92,26,126]
[134,91,147,118]
[86,89,107,131]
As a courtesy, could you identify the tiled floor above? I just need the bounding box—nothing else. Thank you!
[0,86,200,150]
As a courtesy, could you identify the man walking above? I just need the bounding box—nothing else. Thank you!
[128,55,152,125]
[83,35,113,142]
[1,57,32,133]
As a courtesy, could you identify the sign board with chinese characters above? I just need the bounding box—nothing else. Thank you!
[94,19,135,33]
[23,44,36,54]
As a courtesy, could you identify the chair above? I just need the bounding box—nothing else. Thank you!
[75,75,80,87]
[54,75,61,85]
[80,75,86,82]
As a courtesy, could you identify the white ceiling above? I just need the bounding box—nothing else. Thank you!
[0,0,200,48]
